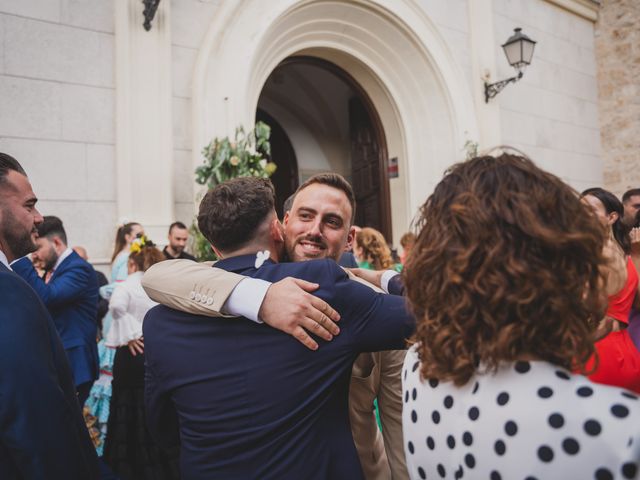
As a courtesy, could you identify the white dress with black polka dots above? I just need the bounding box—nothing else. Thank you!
[402,346,640,480]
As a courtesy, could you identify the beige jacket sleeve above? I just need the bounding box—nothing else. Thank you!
[141,259,243,317]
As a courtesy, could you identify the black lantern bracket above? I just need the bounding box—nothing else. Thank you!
[484,28,536,103]
[143,0,161,31]
[485,71,523,103]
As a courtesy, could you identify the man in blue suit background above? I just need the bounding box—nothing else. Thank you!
[0,153,99,478]
[143,177,415,479]
[13,215,99,407]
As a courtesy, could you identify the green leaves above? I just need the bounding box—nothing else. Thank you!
[196,121,275,187]
[191,121,278,261]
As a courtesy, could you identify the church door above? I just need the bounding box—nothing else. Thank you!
[349,96,392,241]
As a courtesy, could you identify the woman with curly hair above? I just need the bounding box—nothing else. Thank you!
[401,152,640,480]
[354,227,402,272]
[581,188,640,392]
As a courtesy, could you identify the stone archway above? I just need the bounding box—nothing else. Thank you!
[192,0,479,239]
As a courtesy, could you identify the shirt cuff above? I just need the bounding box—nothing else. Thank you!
[381,270,400,293]
[223,277,271,323]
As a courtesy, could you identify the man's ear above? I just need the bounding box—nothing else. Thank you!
[271,218,284,244]
[211,245,223,259]
[53,236,66,252]
[283,210,290,227]
[344,225,356,252]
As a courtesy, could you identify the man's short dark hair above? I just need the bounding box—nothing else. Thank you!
[37,216,68,245]
[197,177,275,251]
[0,153,26,187]
[283,193,295,215]
[169,221,188,234]
[622,188,640,203]
[295,173,356,224]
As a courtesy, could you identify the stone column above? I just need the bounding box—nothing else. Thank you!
[115,0,174,241]
[469,0,502,149]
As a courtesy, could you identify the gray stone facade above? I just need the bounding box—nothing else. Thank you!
[596,0,640,195]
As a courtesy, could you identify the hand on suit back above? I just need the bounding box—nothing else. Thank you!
[347,268,384,289]
[258,277,341,351]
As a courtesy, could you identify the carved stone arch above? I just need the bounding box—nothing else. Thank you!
[192,0,479,239]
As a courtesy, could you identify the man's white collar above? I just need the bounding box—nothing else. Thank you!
[53,247,74,271]
[0,250,10,270]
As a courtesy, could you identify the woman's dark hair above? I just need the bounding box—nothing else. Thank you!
[111,222,141,263]
[581,187,631,254]
[404,152,607,386]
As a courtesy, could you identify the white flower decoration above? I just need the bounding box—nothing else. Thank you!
[254,250,270,269]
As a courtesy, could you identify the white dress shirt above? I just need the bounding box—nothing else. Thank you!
[105,271,157,347]
[0,249,11,270]
[52,247,73,271]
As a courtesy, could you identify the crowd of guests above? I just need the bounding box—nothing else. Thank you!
[1,149,640,479]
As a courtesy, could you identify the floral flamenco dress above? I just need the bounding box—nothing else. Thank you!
[85,250,129,455]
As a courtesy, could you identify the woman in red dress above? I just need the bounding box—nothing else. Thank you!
[582,187,640,393]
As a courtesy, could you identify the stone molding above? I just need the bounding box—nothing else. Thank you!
[545,0,599,22]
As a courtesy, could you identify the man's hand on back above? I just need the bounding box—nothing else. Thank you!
[258,277,340,351]
[347,268,384,289]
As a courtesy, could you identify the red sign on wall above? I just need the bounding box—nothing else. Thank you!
[388,157,399,178]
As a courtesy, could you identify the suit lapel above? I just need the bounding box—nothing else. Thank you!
[50,251,77,281]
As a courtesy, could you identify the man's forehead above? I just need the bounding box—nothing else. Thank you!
[293,184,352,214]
[628,195,640,205]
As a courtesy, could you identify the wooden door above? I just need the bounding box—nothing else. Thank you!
[349,96,392,242]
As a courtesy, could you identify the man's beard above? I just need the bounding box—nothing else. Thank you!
[3,214,38,259]
[41,244,58,271]
[171,244,184,254]
[285,234,330,262]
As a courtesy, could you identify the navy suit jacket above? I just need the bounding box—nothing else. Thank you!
[144,255,415,480]
[13,251,99,386]
[388,273,405,296]
[0,262,99,479]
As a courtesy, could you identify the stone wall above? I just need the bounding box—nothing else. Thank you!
[0,1,117,263]
[0,0,607,263]
[493,0,602,193]
[595,0,640,196]
[170,0,221,228]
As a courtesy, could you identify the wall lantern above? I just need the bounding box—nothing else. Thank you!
[485,28,536,103]
[142,0,161,31]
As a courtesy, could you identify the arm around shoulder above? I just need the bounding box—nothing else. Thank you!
[141,259,243,317]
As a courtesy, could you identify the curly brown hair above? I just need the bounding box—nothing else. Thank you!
[404,151,607,385]
[355,227,395,270]
[129,244,165,273]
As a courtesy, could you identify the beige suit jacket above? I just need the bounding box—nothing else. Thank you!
[142,259,408,480]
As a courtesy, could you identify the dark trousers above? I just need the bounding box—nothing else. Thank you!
[76,380,93,408]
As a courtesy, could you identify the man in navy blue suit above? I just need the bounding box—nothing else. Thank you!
[0,153,99,478]
[13,216,99,407]
[144,177,415,479]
